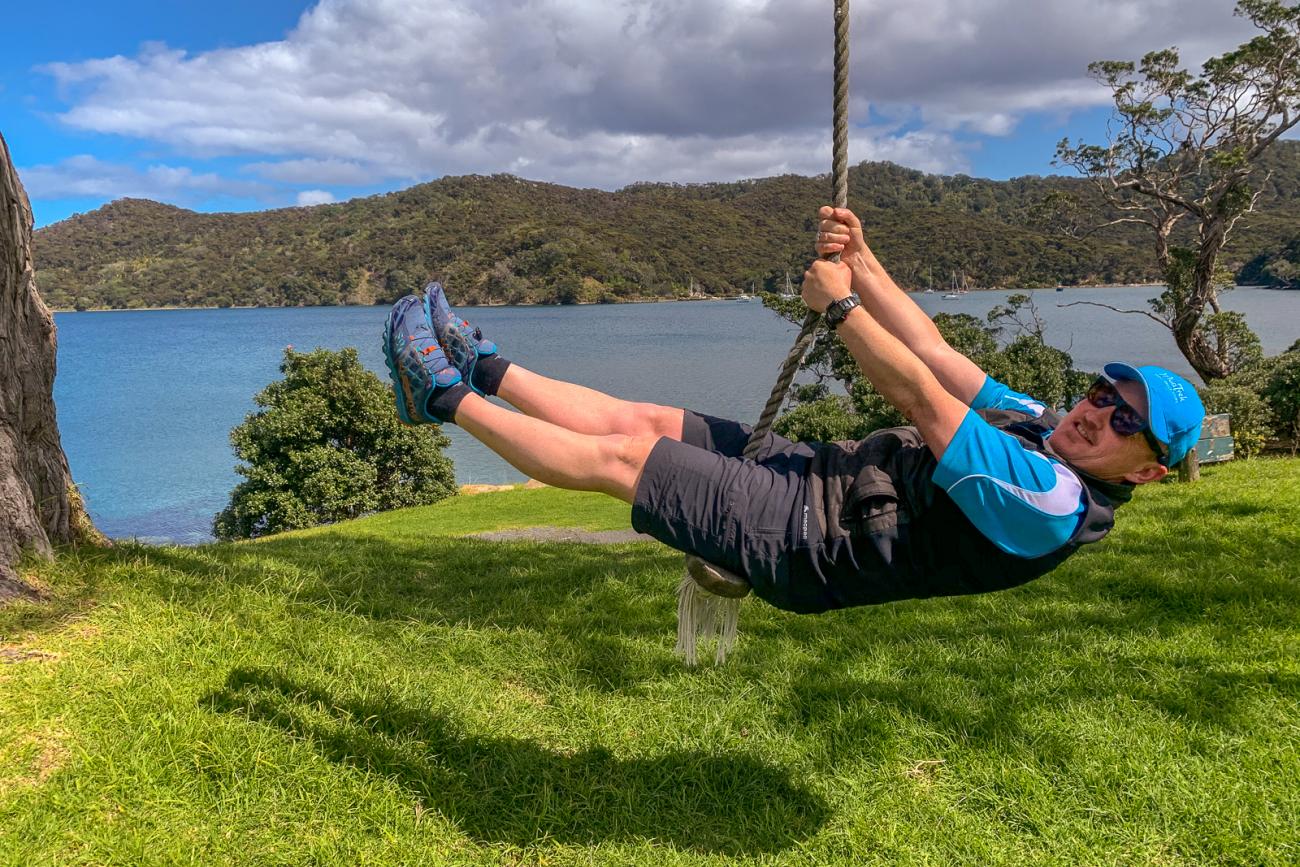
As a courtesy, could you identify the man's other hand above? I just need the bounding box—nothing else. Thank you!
[802,259,853,313]
[815,206,868,262]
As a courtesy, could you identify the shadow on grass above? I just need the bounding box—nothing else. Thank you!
[0,546,114,638]
[147,534,677,631]
[136,532,698,690]
[42,476,1300,764]
[204,666,830,854]
[768,503,1300,758]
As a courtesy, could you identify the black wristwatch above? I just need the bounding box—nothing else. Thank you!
[823,293,861,329]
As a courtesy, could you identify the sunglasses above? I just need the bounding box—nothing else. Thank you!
[1085,378,1168,464]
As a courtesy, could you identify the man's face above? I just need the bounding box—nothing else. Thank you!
[1050,378,1168,484]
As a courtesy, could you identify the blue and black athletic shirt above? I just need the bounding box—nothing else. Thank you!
[931,376,1086,559]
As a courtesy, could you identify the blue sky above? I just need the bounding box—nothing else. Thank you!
[1,1,1262,227]
[3,1,318,223]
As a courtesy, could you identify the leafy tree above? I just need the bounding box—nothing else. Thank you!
[214,347,456,540]
[1055,0,1300,381]
[932,312,1000,359]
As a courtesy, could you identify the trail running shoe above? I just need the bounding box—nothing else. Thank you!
[383,294,462,425]
[423,281,497,395]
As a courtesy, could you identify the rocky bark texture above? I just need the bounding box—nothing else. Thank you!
[1,131,96,598]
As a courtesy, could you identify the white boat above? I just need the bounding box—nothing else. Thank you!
[943,269,970,299]
[780,270,797,299]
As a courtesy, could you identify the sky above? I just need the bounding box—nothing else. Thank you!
[0,0,1268,227]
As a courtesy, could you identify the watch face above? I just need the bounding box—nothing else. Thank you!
[828,295,857,325]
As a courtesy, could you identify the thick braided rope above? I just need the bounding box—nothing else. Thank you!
[748,0,847,457]
[741,310,819,459]
[747,0,851,455]
[678,0,851,665]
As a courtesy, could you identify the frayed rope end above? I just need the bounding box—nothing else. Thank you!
[675,574,742,666]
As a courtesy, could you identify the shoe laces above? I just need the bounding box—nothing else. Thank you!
[438,320,478,367]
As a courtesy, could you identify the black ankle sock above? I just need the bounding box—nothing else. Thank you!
[472,355,512,397]
[427,382,472,423]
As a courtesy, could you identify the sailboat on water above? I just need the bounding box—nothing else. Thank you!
[943,270,969,299]
[781,270,798,299]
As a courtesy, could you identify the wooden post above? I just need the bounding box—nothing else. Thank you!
[1178,448,1201,483]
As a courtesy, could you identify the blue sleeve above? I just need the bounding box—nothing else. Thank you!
[971,375,1049,419]
[933,410,1086,558]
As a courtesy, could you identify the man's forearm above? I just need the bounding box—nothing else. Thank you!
[847,253,939,346]
[846,253,984,404]
[834,305,965,456]
[814,206,986,404]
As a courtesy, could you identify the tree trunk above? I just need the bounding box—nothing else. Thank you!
[0,131,99,598]
[1174,325,1232,382]
[1169,228,1233,383]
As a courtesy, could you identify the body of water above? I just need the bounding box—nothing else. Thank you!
[53,287,1300,543]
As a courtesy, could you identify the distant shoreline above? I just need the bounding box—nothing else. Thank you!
[49,283,1294,314]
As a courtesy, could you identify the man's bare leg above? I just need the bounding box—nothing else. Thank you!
[454,392,657,504]
[496,365,685,441]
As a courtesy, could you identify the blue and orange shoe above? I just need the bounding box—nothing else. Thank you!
[423,281,498,395]
[383,294,462,425]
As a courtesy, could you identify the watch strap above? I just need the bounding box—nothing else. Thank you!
[824,293,861,328]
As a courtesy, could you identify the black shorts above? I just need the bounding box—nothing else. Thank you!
[631,411,840,613]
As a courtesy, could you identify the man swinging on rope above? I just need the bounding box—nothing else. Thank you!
[382,205,1204,615]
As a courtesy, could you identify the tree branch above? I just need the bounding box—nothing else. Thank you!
[1115,178,1205,218]
[1058,300,1171,328]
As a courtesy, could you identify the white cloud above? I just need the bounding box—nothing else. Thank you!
[246,158,374,185]
[38,0,1263,192]
[20,155,271,203]
[296,189,336,206]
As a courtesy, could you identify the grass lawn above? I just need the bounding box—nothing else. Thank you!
[2,459,1297,865]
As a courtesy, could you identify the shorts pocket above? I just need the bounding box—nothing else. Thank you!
[843,465,906,565]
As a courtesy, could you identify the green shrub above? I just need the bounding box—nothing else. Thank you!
[985,335,1094,412]
[847,379,909,432]
[214,347,457,540]
[1198,382,1271,458]
[773,395,873,442]
[1262,351,1300,452]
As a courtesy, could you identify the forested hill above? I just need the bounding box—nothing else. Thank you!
[32,142,1300,310]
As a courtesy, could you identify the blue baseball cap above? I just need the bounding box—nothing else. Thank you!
[1103,362,1205,466]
